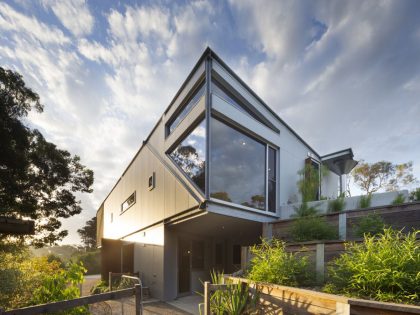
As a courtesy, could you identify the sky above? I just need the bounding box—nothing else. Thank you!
[1,0,420,244]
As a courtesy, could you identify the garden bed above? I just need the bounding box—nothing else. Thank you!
[223,276,420,315]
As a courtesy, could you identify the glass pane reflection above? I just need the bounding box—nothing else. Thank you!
[170,120,206,192]
[210,118,266,210]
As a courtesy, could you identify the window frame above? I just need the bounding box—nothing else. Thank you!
[305,157,321,201]
[267,145,277,213]
[166,80,206,137]
[121,191,136,215]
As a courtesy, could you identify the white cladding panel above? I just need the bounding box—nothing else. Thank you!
[102,136,198,240]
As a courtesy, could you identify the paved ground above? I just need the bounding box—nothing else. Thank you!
[167,295,202,315]
[82,275,199,315]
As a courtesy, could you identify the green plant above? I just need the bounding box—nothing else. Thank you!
[354,212,385,238]
[199,270,259,315]
[327,194,346,213]
[247,239,312,287]
[0,247,87,313]
[291,202,319,218]
[410,188,420,201]
[324,228,419,304]
[291,216,338,242]
[90,281,109,294]
[391,193,406,205]
[31,262,88,314]
[358,194,372,208]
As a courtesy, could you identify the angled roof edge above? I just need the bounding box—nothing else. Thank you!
[321,148,354,160]
[97,47,323,210]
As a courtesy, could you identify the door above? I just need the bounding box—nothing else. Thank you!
[178,239,191,294]
[215,242,224,272]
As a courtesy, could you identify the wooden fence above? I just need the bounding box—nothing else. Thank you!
[271,201,420,242]
[0,284,142,315]
[203,277,420,315]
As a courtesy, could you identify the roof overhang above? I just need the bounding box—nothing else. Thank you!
[321,148,358,176]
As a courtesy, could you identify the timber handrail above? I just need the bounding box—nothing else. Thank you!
[0,284,142,315]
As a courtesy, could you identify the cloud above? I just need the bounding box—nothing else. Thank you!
[2,0,420,244]
[0,2,69,44]
[42,0,94,37]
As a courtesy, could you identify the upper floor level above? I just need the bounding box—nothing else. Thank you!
[98,48,356,242]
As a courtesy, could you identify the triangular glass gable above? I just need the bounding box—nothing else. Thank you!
[169,120,206,193]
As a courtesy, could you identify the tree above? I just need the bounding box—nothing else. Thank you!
[351,160,417,195]
[0,67,94,247]
[77,216,97,249]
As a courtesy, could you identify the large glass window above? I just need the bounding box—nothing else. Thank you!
[169,120,206,192]
[167,84,205,135]
[210,118,266,210]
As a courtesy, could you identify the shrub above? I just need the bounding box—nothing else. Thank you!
[391,193,406,205]
[200,270,259,315]
[31,262,88,314]
[358,195,372,208]
[247,238,313,287]
[291,216,338,242]
[327,195,346,213]
[354,212,385,238]
[410,188,420,201]
[324,228,419,304]
[291,202,318,218]
[90,281,109,294]
[0,246,87,312]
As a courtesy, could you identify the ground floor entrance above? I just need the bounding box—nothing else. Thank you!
[166,212,262,299]
[100,212,264,301]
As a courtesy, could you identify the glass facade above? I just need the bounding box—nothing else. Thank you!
[170,120,206,192]
[210,118,266,210]
[168,84,205,135]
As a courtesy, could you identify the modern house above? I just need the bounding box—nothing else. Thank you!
[96,48,357,301]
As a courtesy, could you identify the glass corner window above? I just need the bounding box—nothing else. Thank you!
[169,120,206,192]
[210,117,278,213]
[210,118,266,210]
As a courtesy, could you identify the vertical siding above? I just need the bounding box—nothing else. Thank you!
[102,119,199,240]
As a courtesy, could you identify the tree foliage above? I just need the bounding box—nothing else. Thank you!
[77,216,97,249]
[352,160,417,195]
[0,245,87,312]
[0,67,94,247]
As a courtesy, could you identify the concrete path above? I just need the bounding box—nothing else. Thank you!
[167,294,202,315]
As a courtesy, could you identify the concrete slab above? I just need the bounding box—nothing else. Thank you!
[167,294,203,315]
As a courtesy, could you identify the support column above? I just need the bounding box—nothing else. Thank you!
[338,213,347,240]
[316,243,325,284]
